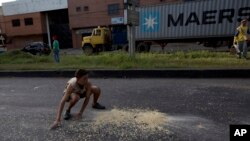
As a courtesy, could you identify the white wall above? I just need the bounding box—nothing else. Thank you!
[2,0,68,16]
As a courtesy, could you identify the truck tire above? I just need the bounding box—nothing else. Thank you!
[83,45,93,55]
[136,43,150,52]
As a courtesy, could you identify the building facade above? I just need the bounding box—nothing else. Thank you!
[68,0,182,48]
[1,0,183,49]
[2,0,69,49]
[0,7,5,34]
[3,12,47,49]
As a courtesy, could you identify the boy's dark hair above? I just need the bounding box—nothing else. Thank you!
[75,69,88,78]
[52,35,57,40]
[241,19,248,23]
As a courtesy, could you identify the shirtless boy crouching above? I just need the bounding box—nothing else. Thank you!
[50,69,105,129]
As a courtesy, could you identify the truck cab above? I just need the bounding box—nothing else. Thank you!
[82,26,111,55]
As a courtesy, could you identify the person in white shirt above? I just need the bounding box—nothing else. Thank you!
[50,69,105,129]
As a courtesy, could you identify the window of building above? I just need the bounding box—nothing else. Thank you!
[24,18,33,26]
[12,19,20,27]
[76,6,81,12]
[108,4,120,15]
[84,6,89,11]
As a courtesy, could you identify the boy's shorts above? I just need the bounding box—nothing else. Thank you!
[66,92,87,102]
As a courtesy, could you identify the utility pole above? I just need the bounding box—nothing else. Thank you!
[45,13,51,49]
[0,29,5,48]
[124,0,139,57]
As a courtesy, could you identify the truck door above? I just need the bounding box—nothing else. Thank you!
[91,29,103,45]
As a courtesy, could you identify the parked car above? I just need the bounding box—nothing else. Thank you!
[22,42,51,55]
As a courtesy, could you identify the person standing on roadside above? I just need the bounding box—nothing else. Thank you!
[234,19,250,59]
[52,35,60,63]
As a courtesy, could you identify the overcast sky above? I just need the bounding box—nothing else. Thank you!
[0,0,16,6]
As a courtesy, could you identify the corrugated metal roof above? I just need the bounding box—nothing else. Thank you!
[2,0,67,16]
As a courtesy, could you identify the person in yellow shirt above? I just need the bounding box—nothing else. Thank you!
[234,19,250,59]
[233,35,240,55]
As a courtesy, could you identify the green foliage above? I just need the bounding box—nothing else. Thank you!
[0,50,249,70]
[0,50,52,64]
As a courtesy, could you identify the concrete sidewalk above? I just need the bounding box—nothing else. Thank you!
[0,69,250,78]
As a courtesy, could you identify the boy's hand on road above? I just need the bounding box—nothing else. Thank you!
[50,121,61,130]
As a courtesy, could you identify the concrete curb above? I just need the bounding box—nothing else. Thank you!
[0,69,250,78]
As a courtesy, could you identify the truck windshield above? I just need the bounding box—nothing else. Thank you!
[93,29,101,36]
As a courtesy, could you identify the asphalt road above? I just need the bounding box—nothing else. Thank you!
[0,78,249,141]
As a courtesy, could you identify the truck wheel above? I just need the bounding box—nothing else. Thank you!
[83,45,93,55]
[136,43,150,52]
[105,44,112,51]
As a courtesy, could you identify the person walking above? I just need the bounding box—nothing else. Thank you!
[52,35,60,63]
[234,19,250,59]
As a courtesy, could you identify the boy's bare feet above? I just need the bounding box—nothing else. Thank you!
[50,121,61,130]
